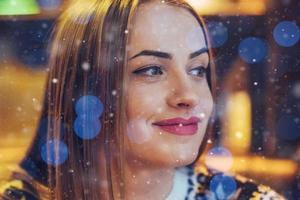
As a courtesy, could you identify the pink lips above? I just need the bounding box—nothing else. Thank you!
[152,116,201,136]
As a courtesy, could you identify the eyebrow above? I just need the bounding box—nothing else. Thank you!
[129,50,171,60]
[128,47,209,61]
[189,47,209,59]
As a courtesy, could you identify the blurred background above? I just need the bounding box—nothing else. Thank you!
[0,0,299,199]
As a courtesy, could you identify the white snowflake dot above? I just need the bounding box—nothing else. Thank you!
[81,62,90,71]
[200,113,206,119]
[112,90,117,96]
[52,78,58,83]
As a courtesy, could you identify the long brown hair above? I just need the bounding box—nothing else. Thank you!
[21,0,216,199]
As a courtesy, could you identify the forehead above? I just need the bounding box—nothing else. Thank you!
[127,2,207,56]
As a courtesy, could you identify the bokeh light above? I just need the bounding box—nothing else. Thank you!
[37,118,65,148]
[73,116,101,139]
[238,37,268,64]
[273,21,300,47]
[0,0,40,15]
[40,139,68,166]
[209,174,237,199]
[75,95,104,117]
[205,146,233,172]
[276,114,300,140]
[207,21,229,48]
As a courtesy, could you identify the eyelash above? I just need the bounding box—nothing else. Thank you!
[189,66,207,77]
[132,65,163,76]
[132,65,207,78]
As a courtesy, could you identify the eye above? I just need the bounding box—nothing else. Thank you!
[132,65,163,76]
[189,66,207,77]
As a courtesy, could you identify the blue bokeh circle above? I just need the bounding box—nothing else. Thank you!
[205,146,233,171]
[73,116,102,139]
[238,37,268,64]
[273,21,300,47]
[210,174,237,199]
[40,139,69,166]
[37,118,66,148]
[75,95,104,117]
[207,146,232,157]
[207,21,229,48]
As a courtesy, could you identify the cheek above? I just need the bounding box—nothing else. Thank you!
[125,84,164,144]
[126,82,166,117]
[191,89,214,119]
[126,118,152,144]
[206,90,214,117]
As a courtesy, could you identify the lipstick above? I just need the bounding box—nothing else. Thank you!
[152,116,200,136]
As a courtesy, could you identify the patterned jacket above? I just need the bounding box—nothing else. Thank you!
[0,165,286,200]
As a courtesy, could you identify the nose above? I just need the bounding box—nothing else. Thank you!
[166,78,199,110]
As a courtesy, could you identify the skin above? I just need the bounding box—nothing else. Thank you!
[107,1,213,199]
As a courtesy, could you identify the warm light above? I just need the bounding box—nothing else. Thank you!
[0,64,46,181]
[223,91,252,155]
[197,155,298,177]
[186,0,267,15]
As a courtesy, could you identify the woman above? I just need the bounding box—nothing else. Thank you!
[0,0,285,199]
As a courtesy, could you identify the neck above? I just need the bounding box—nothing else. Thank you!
[99,150,176,200]
[122,160,175,200]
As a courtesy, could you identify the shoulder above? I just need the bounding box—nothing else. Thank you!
[181,165,286,200]
[0,170,48,200]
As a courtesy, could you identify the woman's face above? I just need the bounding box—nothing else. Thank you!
[124,1,213,168]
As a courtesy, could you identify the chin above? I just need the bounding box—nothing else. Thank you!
[148,159,194,169]
[158,148,199,168]
[173,145,200,167]
[175,155,198,167]
[124,135,202,169]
